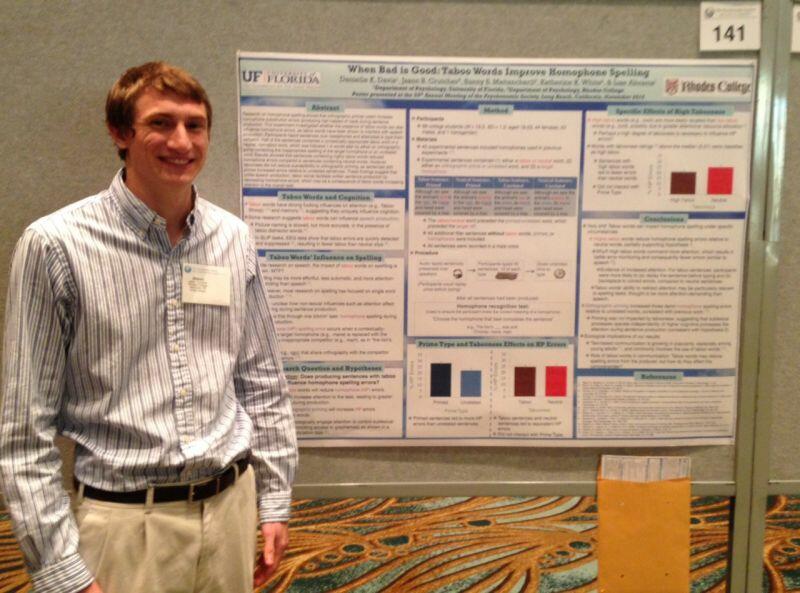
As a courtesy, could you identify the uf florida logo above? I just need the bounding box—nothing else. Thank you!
[242,70,262,83]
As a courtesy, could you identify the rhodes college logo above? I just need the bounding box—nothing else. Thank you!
[665,79,680,95]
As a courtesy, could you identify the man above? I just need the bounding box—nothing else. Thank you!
[0,62,298,593]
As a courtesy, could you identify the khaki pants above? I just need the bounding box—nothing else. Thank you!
[75,467,257,593]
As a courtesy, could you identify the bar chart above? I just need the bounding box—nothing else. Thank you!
[407,340,574,439]
[669,167,734,196]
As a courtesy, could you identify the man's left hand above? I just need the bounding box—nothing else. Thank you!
[253,521,289,587]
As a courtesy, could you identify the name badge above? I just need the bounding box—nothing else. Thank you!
[181,264,231,307]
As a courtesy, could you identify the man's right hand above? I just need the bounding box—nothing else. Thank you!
[80,581,103,593]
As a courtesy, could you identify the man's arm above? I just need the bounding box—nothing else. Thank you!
[0,229,94,593]
[233,238,298,548]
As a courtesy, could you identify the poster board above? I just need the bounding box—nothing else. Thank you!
[237,53,755,447]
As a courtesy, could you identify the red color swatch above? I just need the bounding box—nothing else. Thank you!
[546,366,568,397]
[707,167,734,195]
[514,367,536,397]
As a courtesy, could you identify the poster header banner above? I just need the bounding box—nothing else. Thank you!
[239,53,755,104]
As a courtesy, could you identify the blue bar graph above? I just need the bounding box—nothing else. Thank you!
[460,370,482,397]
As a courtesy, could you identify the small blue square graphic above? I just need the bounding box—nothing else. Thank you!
[461,370,482,397]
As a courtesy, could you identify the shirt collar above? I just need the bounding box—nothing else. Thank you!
[109,169,202,239]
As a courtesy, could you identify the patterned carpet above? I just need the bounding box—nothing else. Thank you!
[0,495,795,592]
[259,496,731,593]
[764,496,800,593]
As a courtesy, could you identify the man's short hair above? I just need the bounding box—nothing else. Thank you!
[106,62,213,160]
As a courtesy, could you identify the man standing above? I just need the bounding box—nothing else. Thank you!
[0,62,297,593]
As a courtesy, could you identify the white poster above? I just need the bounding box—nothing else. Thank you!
[238,53,754,446]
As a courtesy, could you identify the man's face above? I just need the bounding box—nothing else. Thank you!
[111,87,209,198]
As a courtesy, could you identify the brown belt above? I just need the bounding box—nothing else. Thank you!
[76,456,250,504]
